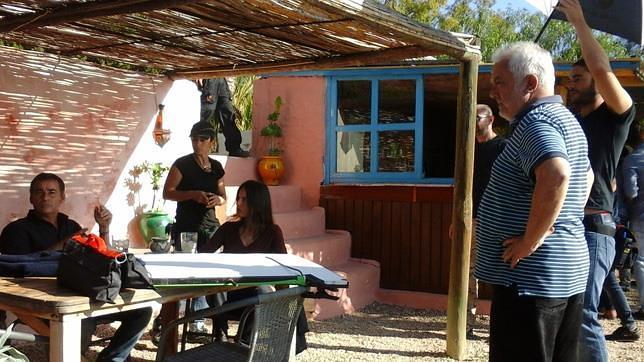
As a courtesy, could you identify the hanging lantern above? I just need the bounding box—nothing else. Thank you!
[153,104,171,147]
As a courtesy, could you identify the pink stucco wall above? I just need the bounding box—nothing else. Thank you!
[0,46,171,232]
[252,76,326,208]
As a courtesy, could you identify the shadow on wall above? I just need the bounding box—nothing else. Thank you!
[0,46,171,230]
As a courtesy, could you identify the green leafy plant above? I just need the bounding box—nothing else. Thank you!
[232,75,255,131]
[124,161,170,215]
[260,96,283,156]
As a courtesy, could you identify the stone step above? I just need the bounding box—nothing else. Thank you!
[268,185,302,213]
[304,258,381,320]
[222,185,302,214]
[285,230,352,267]
[274,207,326,240]
[212,155,257,186]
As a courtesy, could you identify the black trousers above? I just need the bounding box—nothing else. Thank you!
[200,96,242,153]
[490,285,584,362]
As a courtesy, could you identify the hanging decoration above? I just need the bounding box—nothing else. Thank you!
[152,104,171,147]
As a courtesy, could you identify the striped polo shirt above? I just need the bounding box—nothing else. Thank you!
[474,96,590,298]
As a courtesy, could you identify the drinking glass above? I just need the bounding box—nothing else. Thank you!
[111,237,130,253]
[180,232,198,253]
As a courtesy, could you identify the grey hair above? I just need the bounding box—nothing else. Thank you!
[491,41,555,93]
[476,104,493,116]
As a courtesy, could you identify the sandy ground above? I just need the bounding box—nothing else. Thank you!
[10,290,644,361]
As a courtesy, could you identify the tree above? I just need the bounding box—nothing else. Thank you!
[381,0,631,62]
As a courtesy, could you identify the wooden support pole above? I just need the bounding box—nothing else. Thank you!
[446,54,479,360]
[168,45,436,79]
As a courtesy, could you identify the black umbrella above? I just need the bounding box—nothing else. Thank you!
[533,0,643,45]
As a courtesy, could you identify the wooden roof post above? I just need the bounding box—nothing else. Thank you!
[446,52,479,360]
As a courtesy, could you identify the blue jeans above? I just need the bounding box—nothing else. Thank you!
[580,231,615,362]
[603,261,636,329]
[82,307,152,362]
[632,228,644,311]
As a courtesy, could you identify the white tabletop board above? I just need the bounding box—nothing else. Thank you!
[138,253,348,288]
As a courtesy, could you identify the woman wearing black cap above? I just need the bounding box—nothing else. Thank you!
[161,120,226,337]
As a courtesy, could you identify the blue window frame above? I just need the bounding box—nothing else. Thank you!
[326,74,452,184]
[327,75,423,183]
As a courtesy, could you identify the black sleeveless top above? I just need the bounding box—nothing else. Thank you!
[172,154,225,233]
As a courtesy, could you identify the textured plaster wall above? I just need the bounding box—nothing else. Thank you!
[252,76,326,208]
[0,45,174,237]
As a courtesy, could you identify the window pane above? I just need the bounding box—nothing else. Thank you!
[378,131,414,172]
[337,80,371,125]
[378,79,415,124]
[336,131,371,172]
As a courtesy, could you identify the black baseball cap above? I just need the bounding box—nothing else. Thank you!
[189,121,216,139]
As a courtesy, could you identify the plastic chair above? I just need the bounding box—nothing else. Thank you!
[156,286,305,362]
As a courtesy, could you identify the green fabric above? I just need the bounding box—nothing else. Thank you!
[154,275,306,288]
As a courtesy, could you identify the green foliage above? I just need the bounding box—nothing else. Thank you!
[382,0,448,23]
[232,75,256,131]
[260,96,283,156]
[381,0,632,62]
[124,161,169,214]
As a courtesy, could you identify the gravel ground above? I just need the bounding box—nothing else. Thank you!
[11,290,644,361]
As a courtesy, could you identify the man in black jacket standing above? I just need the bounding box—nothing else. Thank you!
[197,78,248,157]
[558,1,638,359]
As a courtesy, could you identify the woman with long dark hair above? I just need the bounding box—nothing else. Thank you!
[201,179,284,254]
[200,180,308,353]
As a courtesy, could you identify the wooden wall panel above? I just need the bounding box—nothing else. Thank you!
[321,185,456,294]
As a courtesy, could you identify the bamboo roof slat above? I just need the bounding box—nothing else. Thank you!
[0,0,480,77]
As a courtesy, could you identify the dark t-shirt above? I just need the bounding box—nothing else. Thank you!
[200,221,286,254]
[473,136,507,218]
[0,210,81,254]
[173,154,225,233]
[580,103,635,212]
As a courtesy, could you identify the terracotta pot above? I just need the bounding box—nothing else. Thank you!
[257,156,285,185]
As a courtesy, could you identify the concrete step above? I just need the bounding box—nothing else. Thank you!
[285,230,351,267]
[212,155,257,186]
[268,185,302,213]
[274,207,326,240]
[219,185,302,218]
[304,258,380,320]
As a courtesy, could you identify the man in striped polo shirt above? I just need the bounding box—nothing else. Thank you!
[475,42,592,361]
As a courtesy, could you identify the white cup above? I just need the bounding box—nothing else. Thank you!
[180,232,198,253]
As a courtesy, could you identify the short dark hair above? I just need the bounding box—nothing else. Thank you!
[573,58,588,70]
[30,173,65,194]
[189,121,216,139]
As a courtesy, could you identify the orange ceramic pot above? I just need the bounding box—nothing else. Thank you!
[257,156,285,185]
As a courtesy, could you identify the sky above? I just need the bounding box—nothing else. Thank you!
[492,0,540,13]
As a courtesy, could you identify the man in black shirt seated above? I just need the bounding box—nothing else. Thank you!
[0,172,151,362]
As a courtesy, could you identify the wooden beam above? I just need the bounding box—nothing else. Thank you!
[14,313,50,337]
[0,0,205,33]
[446,55,479,360]
[168,45,436,79]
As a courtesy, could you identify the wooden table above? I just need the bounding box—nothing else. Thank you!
[0,277,237,362]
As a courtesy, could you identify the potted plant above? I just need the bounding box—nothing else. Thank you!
[257,96,285,185]
[125,161,172,245]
